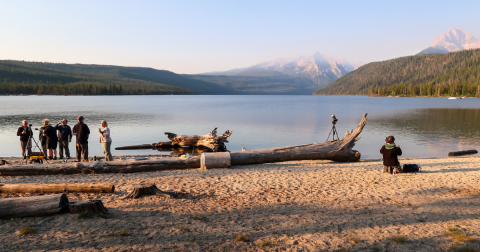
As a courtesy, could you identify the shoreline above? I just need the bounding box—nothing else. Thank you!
[1,156,480,251]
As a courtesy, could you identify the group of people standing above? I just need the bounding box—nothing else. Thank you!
[17,116,113,162]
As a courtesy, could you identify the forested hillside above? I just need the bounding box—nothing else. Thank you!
[186,74,317,94]
[314,49,480,97]
[0,61,234,95]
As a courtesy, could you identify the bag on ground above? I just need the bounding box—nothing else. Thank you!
[403,164,421,173]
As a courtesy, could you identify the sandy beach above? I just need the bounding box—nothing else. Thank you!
[1,156,480,251]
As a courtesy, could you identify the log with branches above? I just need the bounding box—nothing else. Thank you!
[160,127,232,147]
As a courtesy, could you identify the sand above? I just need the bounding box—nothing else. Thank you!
[1,156,480,251]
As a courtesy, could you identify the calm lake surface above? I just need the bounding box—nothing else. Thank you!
[1,95,480,159]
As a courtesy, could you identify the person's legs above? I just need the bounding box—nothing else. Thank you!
[20,141,27,158]
[76,144,81,162]
[102,142,113,161]
[59,140,65,158]
[42,144,47,158]
[48,149,53,159]
[53,149,57,159]
[81,143,88,161]
[65,141,70,158]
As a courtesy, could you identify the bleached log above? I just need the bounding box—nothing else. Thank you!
[230,113,368,165]
[201,152,231,170]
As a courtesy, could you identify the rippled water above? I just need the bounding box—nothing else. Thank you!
[1,95,479,159]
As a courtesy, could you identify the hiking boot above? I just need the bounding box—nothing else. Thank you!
[53,156,57,160]
[48,156,53,160]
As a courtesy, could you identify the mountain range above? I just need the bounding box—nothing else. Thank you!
[194,52,363,93]
[417,28,480,55]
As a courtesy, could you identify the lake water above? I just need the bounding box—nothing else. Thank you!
[1,95,480,159]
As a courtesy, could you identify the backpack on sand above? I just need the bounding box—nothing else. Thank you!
[403,164,421,173]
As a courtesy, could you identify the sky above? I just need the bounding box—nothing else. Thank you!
[1,0,479,74]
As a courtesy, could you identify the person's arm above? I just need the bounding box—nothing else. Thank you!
[72,125,77,135]
[17,127,22,136]
[395,147,402,156]
[68,126,72,142]
[85,125,90,135]
[380,145,385,154]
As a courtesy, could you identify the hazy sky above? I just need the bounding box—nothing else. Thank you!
[1,0,479,74]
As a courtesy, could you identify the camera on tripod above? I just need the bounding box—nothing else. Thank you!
[326,114,339,141]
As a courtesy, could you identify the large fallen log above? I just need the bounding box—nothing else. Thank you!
[0,193,69,218]
[0,114,367,176]
[0,183,114,194]
[0,157,201,176]
[230,113,367,164]
[162,127,232,147]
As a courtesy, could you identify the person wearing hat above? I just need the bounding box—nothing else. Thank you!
[39,119,50,157]
[72,116,90,162]
[42,119,58,160]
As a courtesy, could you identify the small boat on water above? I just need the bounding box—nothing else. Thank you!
[448,97,463,100]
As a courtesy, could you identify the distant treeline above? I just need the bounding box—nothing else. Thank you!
[368,82,480,97]
[0,82,188,95]
[0,60,236,95]
[315,49,480,96]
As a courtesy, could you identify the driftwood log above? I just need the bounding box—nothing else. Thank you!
[0,193,69,218]
[161,127,232,147]
[0,194,109,219]
[448,150,478,157]
[121,184,177,199]
[230,113,367,164]
[0,114,368,176]
[69,200,109,218]
[0,183,114,194]
[0,157,201,176]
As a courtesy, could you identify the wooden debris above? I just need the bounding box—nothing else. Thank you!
[69,200,110,218]
[0,183,115,194]
[448,150,478,157]
[120,184,177,199]
[161,127,232,147]
[0,193,69,219]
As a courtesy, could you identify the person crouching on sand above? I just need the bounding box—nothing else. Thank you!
[380,136,402,174]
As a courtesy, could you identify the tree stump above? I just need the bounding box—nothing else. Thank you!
[69,200,110,218]
[120,184,177,199]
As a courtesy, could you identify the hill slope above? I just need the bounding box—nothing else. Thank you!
[0,60,234,95]
[186,74,317,94]
[314,49,480,96]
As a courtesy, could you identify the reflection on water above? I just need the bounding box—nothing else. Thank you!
[1,96,480,159]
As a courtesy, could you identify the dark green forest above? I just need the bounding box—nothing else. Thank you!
[186,74,317,94]
[0,61,234,95]
[314,49,480,97]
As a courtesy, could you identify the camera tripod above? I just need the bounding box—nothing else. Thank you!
[326,115,339,141]
[24,126,45,160]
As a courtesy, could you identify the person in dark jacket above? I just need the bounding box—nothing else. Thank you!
[42,119,58,160]
[17,120,32,159]
[56,119,72,159]
[380,136,402,173]
[72,116,90,162]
